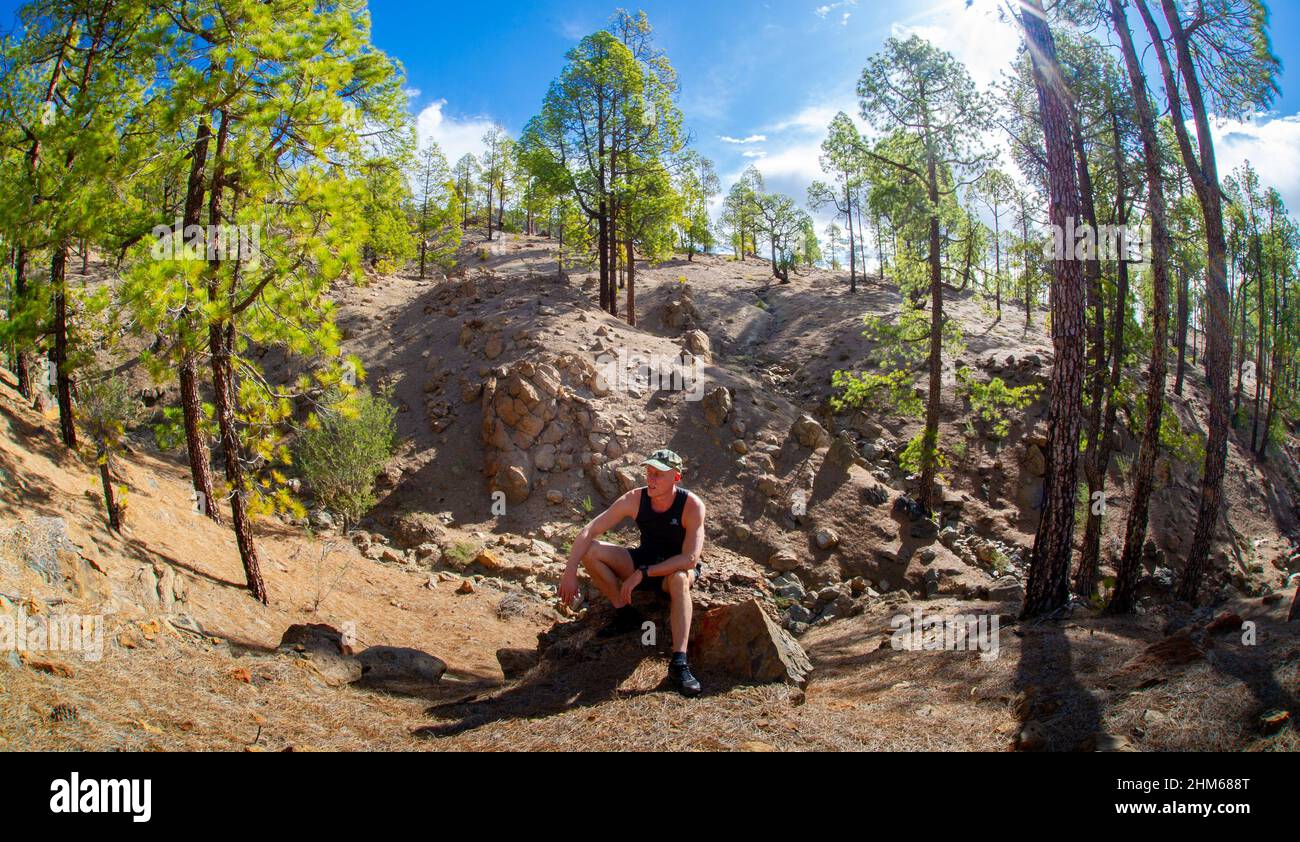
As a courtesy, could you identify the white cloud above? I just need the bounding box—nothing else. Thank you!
[1211,114,1300,216]
[889,0,1022,91]
[841,12,852,26]
[720,134,768,144]
[742,149,768,158]
[814,0,857,19]
[767,99,863,135]
[403,87,422,100]
[415,99,499,164]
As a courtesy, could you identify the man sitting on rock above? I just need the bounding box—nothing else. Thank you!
[559,449,705,697]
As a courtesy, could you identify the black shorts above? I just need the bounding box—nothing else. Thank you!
[628,545,703,593]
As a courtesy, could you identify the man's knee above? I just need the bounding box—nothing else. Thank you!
[666,570,691,596]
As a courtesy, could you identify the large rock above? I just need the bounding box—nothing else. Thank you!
[497,463,531,504]
[681,329,712,360]
[496,647,539,679]
[0,517,109,603]
[394,512,447,549]
[355,646,447,691]
[987,576,1025,603]
[1025,444,1046,477]
[277,624,363,687]
[689,599,813,687]
[701,386,732,427]
[792,414,831,449]
[767,548,800,572]
[824,434,858,469]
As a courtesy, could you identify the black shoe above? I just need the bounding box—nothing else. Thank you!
[668,660,702,697]
[596,607,643,639]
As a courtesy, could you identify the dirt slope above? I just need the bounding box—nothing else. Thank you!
[2,230,1298,751]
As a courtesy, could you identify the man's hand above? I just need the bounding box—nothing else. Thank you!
[619,569,644,605]
[559,568,580,608]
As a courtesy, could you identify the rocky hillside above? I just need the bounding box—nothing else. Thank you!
[2,230,1298,751]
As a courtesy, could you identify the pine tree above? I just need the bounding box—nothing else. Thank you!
[412,141,461,279]
[856,35,992,513]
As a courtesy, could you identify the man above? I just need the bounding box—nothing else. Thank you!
[559,449,705,697]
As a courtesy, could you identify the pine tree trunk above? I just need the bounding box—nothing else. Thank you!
[1077,258,1129,598]
[1108,0,1173,613]
[207,114,267,605]
[608,197,620,318]
[1251,236,1265,452]
[918,153,943,513]
[11,246,30,399]
[1232,279,1247,425]
[626,238,636,327]
[1076,107,1132,600]
[99,451,120,533]
[845,178,856,292]
[1175,265,1189,395]
[1019,0,1089,618]
[1139,0,1232,604]
[1074,109,1106,563]
[10,28,69,403]
[179,353,221,524]
[1259,243,1282,460]
[51,241,77,449]
[177,122,221,523]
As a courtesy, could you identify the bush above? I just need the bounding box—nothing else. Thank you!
[294,387,397,532]
[955,366,1041,439]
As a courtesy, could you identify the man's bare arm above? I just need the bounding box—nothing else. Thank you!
[646,496,706,578]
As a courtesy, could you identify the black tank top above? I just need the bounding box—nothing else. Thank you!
[635,487,688,561]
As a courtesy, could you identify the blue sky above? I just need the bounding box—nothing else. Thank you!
[369,0,1300,225]
[2,0,1298,221]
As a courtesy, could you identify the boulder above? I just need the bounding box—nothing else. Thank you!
[701,386,732,427]
[355,646,447,691]
[0,517,109,603]
[772,573,806,601]
[496,647,539,680]
[1025,444,1047,477]
[824,434,858,468]
[792,414,831,449]
[277,624,363,687]
[688,599,813,687]
[394,512,446,549]
[681,329,712,360]
[861,484,889,506]
[767,549,800,572]
[497,463,531,504]
[813,528,839,550]
[987,576,1025,603]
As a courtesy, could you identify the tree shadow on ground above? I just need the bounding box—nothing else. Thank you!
[1013,617,1103,751]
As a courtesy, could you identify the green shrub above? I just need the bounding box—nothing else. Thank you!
[294,387,397,532]
[445,542,477,565]
[955,366,1041,439]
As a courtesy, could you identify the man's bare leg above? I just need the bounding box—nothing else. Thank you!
[580,542,635,608]
[666,570,696,654]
